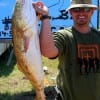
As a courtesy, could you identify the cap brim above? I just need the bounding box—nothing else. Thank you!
[66,4,98,11]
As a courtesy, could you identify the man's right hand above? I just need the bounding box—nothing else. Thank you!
[32,1,49,19]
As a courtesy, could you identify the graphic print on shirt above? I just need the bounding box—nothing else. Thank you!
[78,44,100,74]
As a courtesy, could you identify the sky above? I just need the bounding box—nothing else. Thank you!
[0,0,99,39]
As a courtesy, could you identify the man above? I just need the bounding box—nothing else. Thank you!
[33,0,100,100]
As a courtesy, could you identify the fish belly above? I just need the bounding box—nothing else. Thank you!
[12,0,45,100]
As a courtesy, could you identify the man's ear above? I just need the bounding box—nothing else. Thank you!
[91,8,95,15]
[69,10,73,19]
[69,9,72,15]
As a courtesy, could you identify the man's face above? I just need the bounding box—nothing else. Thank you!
[69,7,94,26]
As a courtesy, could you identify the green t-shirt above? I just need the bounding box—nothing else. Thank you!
[53,27,100,100]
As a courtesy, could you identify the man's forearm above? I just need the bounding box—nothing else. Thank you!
[40,19,58,58]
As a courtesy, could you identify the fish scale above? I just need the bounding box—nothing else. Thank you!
[12,0,45,100]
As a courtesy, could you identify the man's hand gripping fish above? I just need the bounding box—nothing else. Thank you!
[12,0,45,100]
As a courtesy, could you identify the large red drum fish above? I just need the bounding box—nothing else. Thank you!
[12,0,45,100]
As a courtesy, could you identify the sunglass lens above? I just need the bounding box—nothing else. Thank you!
[84,8,91,12]
[72,8,80,12]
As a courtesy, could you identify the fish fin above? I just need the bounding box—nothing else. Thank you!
[23,36,30,52]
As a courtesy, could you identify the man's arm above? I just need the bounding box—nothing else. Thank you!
[33,2,59,58]
[40,18,58,58]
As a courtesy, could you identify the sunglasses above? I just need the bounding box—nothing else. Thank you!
[71,7,92,12]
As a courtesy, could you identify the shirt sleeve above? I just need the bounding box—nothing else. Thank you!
[53,30,68,56]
